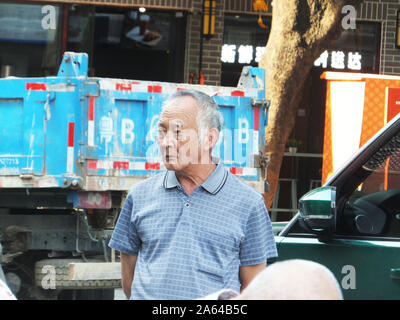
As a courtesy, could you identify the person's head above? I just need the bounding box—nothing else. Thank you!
[157,90,224,172]
[235,259,343,300]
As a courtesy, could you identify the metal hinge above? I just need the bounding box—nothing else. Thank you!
[252,151,270,192]
[251,98,270,108]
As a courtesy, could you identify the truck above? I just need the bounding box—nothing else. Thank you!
[0,52,269,300]
[275,111,400,299]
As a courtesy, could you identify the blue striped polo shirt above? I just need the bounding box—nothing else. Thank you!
[109,160,278,300]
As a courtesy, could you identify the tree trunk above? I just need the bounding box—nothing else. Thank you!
[259,0,363,210]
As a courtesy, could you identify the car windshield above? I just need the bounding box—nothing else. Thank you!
[363,133,400,174]
[338,131,400,237]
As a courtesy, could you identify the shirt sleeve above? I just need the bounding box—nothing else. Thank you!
[108,192,141,255]
[239,195,278,266]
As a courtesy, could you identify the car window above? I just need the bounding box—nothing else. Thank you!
[337,132,400,238]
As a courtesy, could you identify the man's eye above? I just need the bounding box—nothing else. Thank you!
[176,130,185,140]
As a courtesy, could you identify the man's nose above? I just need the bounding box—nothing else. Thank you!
[159,131,176,149]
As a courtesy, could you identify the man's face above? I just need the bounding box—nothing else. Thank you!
[157,96,202,172]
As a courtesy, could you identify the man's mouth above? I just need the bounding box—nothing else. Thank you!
[165,155,177,162]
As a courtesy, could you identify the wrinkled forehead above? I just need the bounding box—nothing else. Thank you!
[159,96,199,128]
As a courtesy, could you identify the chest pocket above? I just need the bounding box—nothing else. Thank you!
[194,225,240,268]
[198,227,237,249]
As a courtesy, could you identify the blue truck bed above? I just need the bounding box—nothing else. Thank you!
[0,52,268,194]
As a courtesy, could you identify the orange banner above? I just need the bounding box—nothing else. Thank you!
[321,72,400,184]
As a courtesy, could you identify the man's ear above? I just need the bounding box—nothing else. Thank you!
[203,128,219,152]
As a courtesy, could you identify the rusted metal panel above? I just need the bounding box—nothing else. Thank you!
[67,191,112,209]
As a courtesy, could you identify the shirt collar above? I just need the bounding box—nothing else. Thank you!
[163,158,227,195]
[163,170,180,189]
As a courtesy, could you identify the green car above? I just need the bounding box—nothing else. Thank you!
[273,112,400,299]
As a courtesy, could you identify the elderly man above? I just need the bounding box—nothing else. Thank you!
[109,89,277,300]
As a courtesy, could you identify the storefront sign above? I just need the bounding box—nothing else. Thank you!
[221,44,266,64]
[222,45,363,72]
[314,50,362,71]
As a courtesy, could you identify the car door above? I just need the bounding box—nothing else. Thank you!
[277,119,400,300]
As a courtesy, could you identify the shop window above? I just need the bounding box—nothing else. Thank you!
[89,7,186,82]
[0,2,62,77]
[221,14,271,87]
[314,22,381,73]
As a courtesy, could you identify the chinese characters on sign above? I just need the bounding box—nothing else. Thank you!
[221,44,236,63]
[238,45,253,64]
[221,44,363,72]
[221,44,266,64]
[314,50,362,70]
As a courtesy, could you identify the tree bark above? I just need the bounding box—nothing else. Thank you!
[259,0,363,210]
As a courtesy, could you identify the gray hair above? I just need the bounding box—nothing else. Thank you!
[162,90,224,140]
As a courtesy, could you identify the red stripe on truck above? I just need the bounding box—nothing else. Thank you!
[231,90,245,97]
[145,162,160,170]
[87,160,97,169]
[116,83,132,91]
[68,122,75,147]
[26,83,46,91]
[113,161,129,170]
[148,85,162,93]
[88,97,95,121]
[254,107,259,131]
[230,167,243,175]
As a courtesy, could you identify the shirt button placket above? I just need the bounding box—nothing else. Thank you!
[181,196,191,224]
[179,200,191,233]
